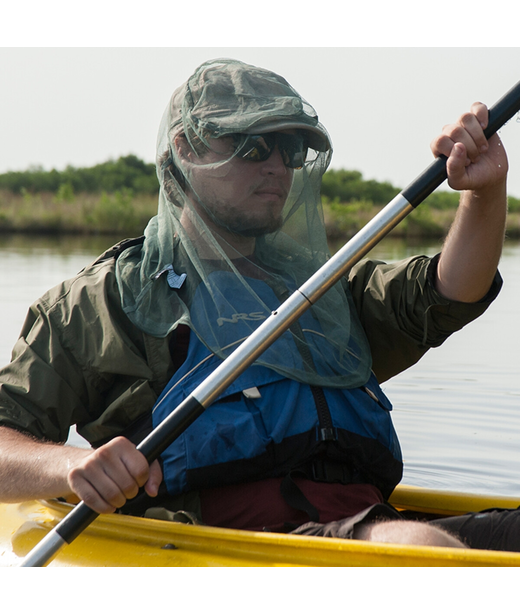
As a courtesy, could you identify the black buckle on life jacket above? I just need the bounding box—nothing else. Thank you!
[309,458,355,484]
[318,426,337,441]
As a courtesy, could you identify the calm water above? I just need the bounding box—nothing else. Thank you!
[1,233,519,497]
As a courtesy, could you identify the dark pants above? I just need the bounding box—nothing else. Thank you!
[431,508,520,552]
[291,503,520,552]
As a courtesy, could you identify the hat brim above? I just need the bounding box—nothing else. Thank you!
[244,121,331,152]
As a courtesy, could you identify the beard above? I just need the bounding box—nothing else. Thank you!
[228,211,284,237]
[199,197,285,238]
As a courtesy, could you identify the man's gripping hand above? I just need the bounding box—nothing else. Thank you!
[67,436,162,514]
[430,101,508,193]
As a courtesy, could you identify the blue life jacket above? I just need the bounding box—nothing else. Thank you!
[153,271,403,499]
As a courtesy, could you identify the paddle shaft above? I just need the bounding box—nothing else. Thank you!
[20,80,520,567]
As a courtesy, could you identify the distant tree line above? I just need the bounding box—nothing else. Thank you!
[322,168,519,211]
[0,155,158,195]
[321,169,400,206]
[1,156,518,212]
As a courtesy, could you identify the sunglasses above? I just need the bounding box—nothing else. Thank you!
[232,132,309,169]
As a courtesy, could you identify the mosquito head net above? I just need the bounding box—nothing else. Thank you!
[116,58,372,388]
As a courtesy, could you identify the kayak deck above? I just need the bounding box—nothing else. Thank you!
[2,485,520,567]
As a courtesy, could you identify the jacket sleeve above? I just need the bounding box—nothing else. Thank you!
[0,257,169,445]
[0,294,93,442]
[348,254,502,383]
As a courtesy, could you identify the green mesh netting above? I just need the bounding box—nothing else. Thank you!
[115,58,372,388]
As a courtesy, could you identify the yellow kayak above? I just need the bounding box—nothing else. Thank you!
[2,485,520,567]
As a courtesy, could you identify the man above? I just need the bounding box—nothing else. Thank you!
[0,59,511,550]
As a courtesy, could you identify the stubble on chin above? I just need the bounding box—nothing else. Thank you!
[233,213,284,237]
[200,196,285,238]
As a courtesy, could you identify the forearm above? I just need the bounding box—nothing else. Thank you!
[436,181,507,302]
[0,426,90,503]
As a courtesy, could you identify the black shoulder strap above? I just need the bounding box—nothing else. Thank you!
[280,471,320,524]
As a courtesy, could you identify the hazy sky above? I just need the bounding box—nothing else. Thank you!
[2,47,520,197]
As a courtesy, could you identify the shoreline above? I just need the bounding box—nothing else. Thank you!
[1,190,520,240]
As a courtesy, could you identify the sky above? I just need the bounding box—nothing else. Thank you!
[2,18,520,199]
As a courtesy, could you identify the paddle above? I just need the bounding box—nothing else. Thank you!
[20,80,520,567]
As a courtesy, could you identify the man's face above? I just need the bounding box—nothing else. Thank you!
[181,131,295,238]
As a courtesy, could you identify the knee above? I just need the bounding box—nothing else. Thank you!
[354,520,465,549]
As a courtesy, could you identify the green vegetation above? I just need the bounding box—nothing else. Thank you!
[0,155,158,195]
[322,169,520,240]
[0,188,157,235]
[0,155,159,235]
[1,158,519,238]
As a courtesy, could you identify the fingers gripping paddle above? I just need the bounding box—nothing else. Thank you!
[20,80,520,567]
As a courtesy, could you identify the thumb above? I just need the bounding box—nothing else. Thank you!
[144,459,163,497]
[446,142,471,189]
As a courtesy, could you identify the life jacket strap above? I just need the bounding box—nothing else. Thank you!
[280,458,366,525]
[280,471,320,524]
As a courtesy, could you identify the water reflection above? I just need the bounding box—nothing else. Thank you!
[0,234,121,364]
[385,239,520,496]
[0,233,519,497]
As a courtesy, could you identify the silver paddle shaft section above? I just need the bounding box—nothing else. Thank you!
[20,528,67,567]
[192,194,414,408]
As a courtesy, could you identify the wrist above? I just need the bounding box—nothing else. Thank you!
[460,180,508,212]
[468,176,507,197]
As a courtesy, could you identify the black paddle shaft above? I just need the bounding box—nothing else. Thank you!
[20,79,520,566]
[49,394,205,546]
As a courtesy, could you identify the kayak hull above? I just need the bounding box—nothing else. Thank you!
[2,485,520,567]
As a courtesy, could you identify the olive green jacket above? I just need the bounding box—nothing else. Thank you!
[0,238,502,446]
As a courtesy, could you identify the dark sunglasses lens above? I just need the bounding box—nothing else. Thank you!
[278,134,308,169]
[234,133,309,168]
[235,135,274,162]
[289,148,308,169]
